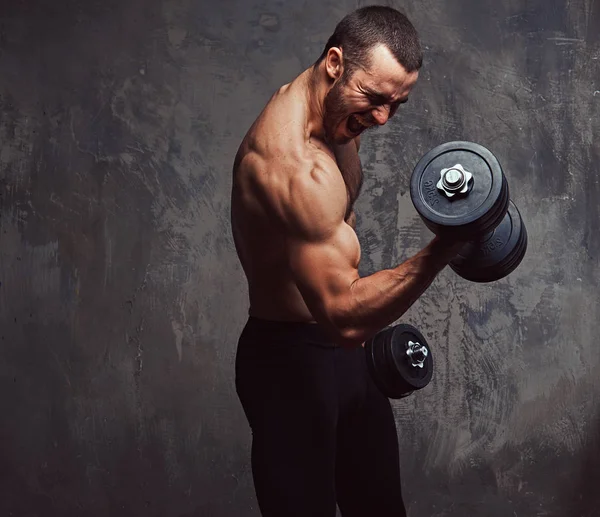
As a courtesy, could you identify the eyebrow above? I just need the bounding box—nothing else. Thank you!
[363,87,408,105]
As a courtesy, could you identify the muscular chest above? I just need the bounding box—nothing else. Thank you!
[333,142,363,223]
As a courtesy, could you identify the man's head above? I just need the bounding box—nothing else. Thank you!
[314,6,422,144]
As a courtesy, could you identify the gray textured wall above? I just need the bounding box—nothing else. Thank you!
[1,0,599,516]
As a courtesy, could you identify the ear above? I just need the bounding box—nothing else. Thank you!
[325,47,344,81]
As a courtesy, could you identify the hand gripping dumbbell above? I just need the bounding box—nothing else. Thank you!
[409,141,528,282]
[365,323,434,399]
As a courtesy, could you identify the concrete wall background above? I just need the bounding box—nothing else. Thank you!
[1,0,598,515]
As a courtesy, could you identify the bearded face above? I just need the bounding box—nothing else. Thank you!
[322,70,374,145]
[320,45,420,146]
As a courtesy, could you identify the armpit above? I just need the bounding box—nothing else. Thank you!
[345,211,357,229]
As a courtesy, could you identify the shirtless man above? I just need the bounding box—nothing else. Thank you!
[230,6,463,516]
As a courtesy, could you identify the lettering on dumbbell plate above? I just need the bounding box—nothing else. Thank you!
[424,180,439,206]
[481,237,504,256]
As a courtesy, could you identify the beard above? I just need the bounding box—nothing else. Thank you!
[322,73,354,145]
[322,72,376,145]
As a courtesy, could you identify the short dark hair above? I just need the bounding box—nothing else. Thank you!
[314,5,422,75]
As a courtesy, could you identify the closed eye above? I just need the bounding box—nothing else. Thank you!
[363,88,409,110]
[368,93,388,105]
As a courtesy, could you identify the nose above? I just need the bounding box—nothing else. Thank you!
[371,105,390,125]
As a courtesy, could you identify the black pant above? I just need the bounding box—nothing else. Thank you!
[235,317,407,517]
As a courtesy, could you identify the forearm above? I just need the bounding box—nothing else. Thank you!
[333,237,460,346]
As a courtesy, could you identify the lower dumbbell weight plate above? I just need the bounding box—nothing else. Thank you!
[365,327,398,398]
[365,324,434,399]
[388,324,433,392]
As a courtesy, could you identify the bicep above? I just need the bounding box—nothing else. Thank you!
[288,222,360,328]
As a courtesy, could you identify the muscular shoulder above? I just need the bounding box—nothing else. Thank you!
[238,143,347,238]
[234,92,348,240]
[284,152,348,239]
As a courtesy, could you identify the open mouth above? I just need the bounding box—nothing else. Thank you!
[347,114,369,135]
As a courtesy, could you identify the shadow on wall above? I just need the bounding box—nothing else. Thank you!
[567,408,600,517]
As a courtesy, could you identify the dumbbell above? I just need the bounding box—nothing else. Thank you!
[366,143,527,400]
[365,323,433,399]
[409,141,528,282]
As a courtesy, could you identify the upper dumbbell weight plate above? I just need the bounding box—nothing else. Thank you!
[449,200,528,282]
[410,141,509,239]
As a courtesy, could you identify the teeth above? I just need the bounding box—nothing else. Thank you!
[350,115,366,130]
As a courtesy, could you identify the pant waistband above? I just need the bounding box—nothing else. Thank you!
[239,316,337,348]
